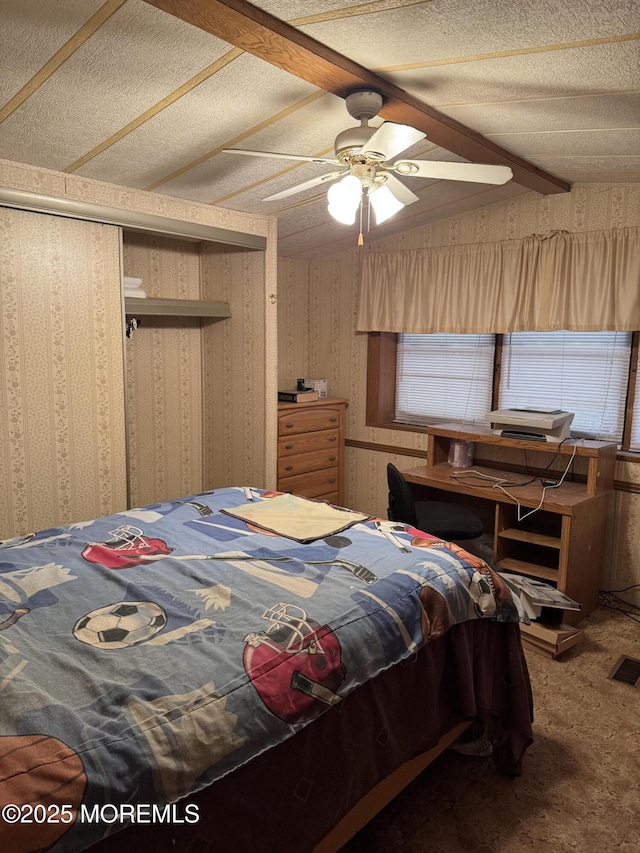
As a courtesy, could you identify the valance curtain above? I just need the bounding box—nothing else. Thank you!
[356,227,640,333]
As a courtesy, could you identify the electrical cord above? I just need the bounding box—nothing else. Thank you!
[450,469,536,489]
[453,440,582,522]
[598,584,640,624]
[524,437,572,478]
[494,440,579,521]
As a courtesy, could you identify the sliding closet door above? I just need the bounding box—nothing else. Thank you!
[0,207,126,538]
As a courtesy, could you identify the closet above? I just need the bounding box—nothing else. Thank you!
[122,231,227,508]
[0,190,273,539]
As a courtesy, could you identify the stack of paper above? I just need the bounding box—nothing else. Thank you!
[499,572,581,620]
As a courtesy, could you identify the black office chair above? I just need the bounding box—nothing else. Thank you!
[387,463,484,541]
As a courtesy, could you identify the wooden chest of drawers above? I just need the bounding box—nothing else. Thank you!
[277,398,347,505]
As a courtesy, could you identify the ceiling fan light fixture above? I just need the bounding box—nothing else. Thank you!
[327,175,362,224]
[328,201,358,225]
[369,184,404,224]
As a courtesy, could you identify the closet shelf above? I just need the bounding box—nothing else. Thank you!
[124,297,230,319]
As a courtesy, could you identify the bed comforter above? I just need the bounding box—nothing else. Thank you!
[0,487,521,852]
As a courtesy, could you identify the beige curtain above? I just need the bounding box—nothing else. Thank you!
[356,227,640,333]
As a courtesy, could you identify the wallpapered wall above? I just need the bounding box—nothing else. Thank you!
[123,233,204,508]
[0,157,278,536]
[123,235,271,507]
[278,183,640,591]
[200,243,269,491]
[0,207,126,537]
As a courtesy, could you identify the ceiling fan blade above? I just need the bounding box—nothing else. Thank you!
[362,122,426,162]
[263,171,345,202]
[393,160,513,185]
[223,148,339,165]
[378,173,420,206]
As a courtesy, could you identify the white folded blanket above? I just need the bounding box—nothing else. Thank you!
[221,493,370,542]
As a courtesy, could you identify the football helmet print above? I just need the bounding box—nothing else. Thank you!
[82,525,173,569]
[244,603,345,723]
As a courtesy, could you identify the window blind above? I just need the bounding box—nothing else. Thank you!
[499,331,632,443]
[395,333,495,426]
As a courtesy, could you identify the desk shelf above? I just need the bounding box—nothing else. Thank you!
[494,558,559,583]
[497,528,562,549]
[402,423,617,624]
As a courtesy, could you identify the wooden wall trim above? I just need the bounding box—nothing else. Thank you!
[346,438,426,459]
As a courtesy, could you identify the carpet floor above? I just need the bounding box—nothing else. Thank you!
[341,607,640,853]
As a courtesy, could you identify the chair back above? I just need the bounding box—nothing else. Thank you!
[386,463,418,527]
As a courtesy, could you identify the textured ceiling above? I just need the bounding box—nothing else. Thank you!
[1,0,638,258]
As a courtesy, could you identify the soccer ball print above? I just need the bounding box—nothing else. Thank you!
[73,601,167,649]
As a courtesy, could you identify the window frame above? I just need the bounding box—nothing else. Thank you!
[366,331,640,460]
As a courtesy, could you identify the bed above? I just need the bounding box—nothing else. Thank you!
[0,487,533,853]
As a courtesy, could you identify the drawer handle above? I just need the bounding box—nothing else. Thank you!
[329,416,337,422]
[285,422,294,429]
[285,465,293,471]
[329,456,336,462]
[329,435,337,442]
[328,478,336,484]
[285,443,293,450]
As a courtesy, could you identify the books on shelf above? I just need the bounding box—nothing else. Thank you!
[498,571,581,620]
[278,389,319,403]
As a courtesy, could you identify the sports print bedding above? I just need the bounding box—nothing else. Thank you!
[0,487,522,853]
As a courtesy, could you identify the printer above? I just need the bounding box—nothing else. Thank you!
[489,408,574,443]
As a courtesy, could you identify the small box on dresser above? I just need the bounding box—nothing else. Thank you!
[277,398,348,505]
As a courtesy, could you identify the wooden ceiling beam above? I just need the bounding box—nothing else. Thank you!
[142,0,571,195]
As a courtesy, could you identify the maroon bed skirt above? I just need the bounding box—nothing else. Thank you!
[89,619,532,853]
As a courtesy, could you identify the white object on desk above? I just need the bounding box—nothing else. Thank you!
[489,408,574,443]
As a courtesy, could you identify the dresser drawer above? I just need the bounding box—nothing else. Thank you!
[278,447,339,479]
[278,407,342,436]
[278,427,339,457]
[314,492,339,506]
[278,467,340,498]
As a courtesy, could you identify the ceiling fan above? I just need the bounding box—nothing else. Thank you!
[223,90,513,227]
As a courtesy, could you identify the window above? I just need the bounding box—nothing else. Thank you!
[395,334,494,427]
[499,331,632,443]
[368,330,640,454]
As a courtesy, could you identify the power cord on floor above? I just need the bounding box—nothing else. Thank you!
[598,584,640,624]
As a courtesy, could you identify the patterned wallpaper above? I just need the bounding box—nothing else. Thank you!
[278,183,640,592]
[0,157,279,536]
[201,243,271,491]
[123,233,204,507]
[0,207,126,537]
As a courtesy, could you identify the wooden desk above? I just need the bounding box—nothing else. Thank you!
[402,424,617,624]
